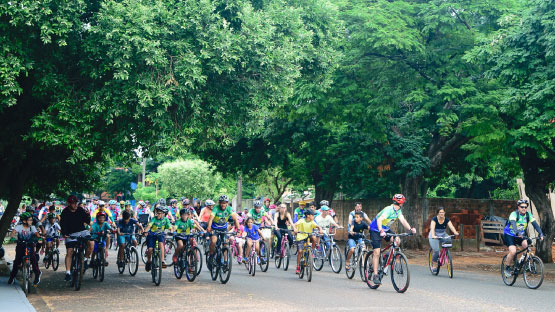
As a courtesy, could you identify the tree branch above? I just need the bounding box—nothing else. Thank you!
[362,52,437,84]
[450,8,472,31]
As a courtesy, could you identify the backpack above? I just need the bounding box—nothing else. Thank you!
[505,210,531,229]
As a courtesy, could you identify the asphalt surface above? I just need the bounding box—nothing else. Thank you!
[11,245,554,312]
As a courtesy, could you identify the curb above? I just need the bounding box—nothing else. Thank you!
[0,260,37,312]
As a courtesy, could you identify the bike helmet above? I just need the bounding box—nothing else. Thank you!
[269,204,277,209]
[218,195,229,202]
[98,200,106,206]
[20,212,32,221]
[182,198,190,205]
[157,198,166,206]
[254,200,262,207]
[205,199,215,206]
[179,208,189,216]
[47,213,56,219]
[517,199,529,207]
[107,200,115,205]
[45,201,53,206]
[161,206,169,214]
[170,199,178,204]
[393,194,406,205]
[319,200,329,206]
[138,200,146,207]
[155,205,164,212]
[26,206,35,213]
[125,200,131,206]
[67,195,79,204]
[96,212,106,219]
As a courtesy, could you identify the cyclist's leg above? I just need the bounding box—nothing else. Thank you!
[117,235,125,262]
[296,241,304,267]
[9,243,24,279]
[429,236,440,267]
[65,243,75,272]
[246,238,253,257]
[30,247,41,276]
[504,234,518,265]
[209,233,218,255]
[370,230,383,275]
[254,239,260,254]
[159,236,165,265]
[174,239,184,261]
[274,229,282,253]
[85,240,94,258]
[346,238,355,266]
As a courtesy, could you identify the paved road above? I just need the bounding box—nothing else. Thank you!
[22,247,555,312]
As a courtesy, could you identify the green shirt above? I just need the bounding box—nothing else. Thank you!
[248,207,266,225]
[211,205,233,229]
[370,205,403,232]
[148,216,171,233]
[175,219,195,235]
[91,222,110,239]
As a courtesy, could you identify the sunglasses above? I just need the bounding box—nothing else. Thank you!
[519,206,528,209]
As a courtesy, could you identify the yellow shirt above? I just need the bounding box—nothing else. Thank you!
[295,219,318,241]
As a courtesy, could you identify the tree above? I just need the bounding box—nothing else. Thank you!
[100,168,136,198]
[466,0,555,261]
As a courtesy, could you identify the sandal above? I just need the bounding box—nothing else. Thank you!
[345,264,350,270]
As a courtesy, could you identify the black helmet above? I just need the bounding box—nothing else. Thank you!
[157,198,166,206]
[218,195,229,202]
[169,199,178,204]
[179,208,189,216]
[254,200,262,207]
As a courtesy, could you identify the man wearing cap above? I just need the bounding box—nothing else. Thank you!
[293,201,307,223]
[315,206,342,251]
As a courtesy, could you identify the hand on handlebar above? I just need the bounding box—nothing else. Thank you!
[410,228,416,234]
[379,230,386,237]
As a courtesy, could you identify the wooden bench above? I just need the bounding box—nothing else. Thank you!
[480,220,505,245]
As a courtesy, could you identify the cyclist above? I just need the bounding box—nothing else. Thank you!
[293,210,323,274]
[136,200,150,216]
[92,201,114,225]
[117,210,144,269]
[119,201,137,220]
[429,207,459,273]
[23,206,45,256]
[157,198,174,223]
[41,205,60,223]
[43,213,61,265]
[242,217,265,264]
[199,199,214,230]
[207,195,241,262]
[60,195,93,282]
[144,205,171,271]
[248,200,273,251]
[346,211,368,270]
[369,194,416,285]
[91,212,111,266]
[172,208,204,263]
[503,199,544,277]
[7,212,42,285]
[293,201,307,223]
[315,205,342,253]
[273,203,295,257]
[108,200,119,222]
[168,199,179,221]
[319,200,336,220]
[348,202,371,224]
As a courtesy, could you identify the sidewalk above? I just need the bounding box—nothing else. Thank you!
[0,259,37,312]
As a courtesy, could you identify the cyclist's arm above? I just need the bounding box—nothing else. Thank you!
[207,214,215,232]
[430,220,436,238]
[293,211,299,223]
[510,220,518,235]
[447,220,459,236]
[364,213,372,224]
[193,221,205,232]
[376,215,386,232]
[264,212,274,225]
[531,221,544,237]
[287,213,296,231]
[231,212,241,231]
[398,214,412,231]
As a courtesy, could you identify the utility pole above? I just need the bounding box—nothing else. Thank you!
[237,174,242,211]
[142,158,146,187]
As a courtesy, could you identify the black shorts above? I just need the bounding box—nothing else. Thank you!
[65,241,78,249]
[370,229,395,249]
[504,234,524,247]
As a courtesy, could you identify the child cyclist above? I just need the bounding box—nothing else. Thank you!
[172,208,205,263]
[43,213,61,265]
[117,210,144,269]
[346,211,368,270]
[8,212,42,285]
[293,210,323,274]
[91,212,111,265]
[242,217,265,264]
[144,206,171,271]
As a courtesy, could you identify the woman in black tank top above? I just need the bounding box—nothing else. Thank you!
[273,204,294,253]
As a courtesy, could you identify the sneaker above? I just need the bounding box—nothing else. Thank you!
[372,273,381,285]
[296,266,300,274]
[104,261,109,267]
[33,271,42,285]
[172,255,178,263]
[237,256,242,264]
[504,267,512,278]
[145,262,151,272]
[162,263,167,269]
[432,268,438,274]
[241,258,246,264]
[64,273,71,282]
[7,275,15,285]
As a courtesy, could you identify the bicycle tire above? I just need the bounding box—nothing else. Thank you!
[428,249,440,275]
[259,242,269,272]
[118,249,126,274]
[92,256,99,279]
[501,254,517,286]
[313,245,324,271]
[99,249,105,282]
[359,251,367,282]
[44,253,51,270]
[26,263,32,296]
[250,252,256,277]
[330,245,342,273]
[283,241,290,271]
[129,247,139,276]
[219,247,232,284]
[363,252,380,289]
[275,251,282,269]
[210,253,219,281]
[185,249,197,282]
[307,247,313,282]
[52,250,60,271]
[140,241,148,264]
[345,249,356,279]
[164,240,175,267]
[391,252,410,293]
[299,252,305,279]
[447,249,453,278]
[23,260,29,296]
[523,255,544,289]
[75,248,84,291]
[174,253,184,280]
[193,247,202,276]
[153,251,162,286]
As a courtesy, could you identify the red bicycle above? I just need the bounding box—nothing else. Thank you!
[428,235,455,278]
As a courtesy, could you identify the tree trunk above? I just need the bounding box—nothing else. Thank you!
[312,171,335,208]
[0,184,24,248]
[402,175,424,249]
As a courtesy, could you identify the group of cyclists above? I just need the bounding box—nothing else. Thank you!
[4,192,546,290]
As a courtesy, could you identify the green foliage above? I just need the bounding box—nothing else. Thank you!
[100,168,136,198]
[132,185,169,204]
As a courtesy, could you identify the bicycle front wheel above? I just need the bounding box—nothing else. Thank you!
[118,249,126,274]
[22,261,30,296]
[391,252,410,293]
[164,240,175,267]
[74,249,84,291]
[306,248,313,282]
[140,241,148,264]
[446,249,453,278]
[313,245,324,272]
[259,242,269,272]
[330,245,342,273]
[283,241,290,271]
[219,247,232,284]
[44,253,51,270]
[193,247,202,276]
[99,250,105,282]
[153,252,162,286]
[345,251,356,279]
[428,249,439,275]
[501,254,517,286]
[523,255,544,289]
[363,252,380,289]
[359,251,367,282]
[52,250,60,271]
[185,250,197,282]
[174,253,184,280]
[129,247,139,276]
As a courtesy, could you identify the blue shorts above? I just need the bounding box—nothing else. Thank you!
[347,238,363,249]
[146,233,165,248]
[117,234,136,245]
[93,240,106,253]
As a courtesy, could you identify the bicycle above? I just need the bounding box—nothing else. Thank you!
[258,226,271,273]
[297,232,317,282]
[118,234,139,276]
[173,233,198,282]
[148,232,167,286]
[501,236,544,289]
[19,240,36,296]
[363,233,413,293]
[345,233,370,281]
[91,233,107,282]
[43,236,60,271]
[313,227,343,273]
[68,234,91,291]
[190,233,203,276]
[274,228,292,271]
[246,235,258,276]
[207,229,233,284]
[141,233,175,268]
[428,235,455,278]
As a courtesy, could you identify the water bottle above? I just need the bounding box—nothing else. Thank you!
[518,254,525,266]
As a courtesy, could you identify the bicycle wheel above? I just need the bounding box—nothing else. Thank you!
[364,252,380,289]
[219,247,232,284]
[128,247,139,276]
[501,254,517,286]
[391,252,410,293]
[118,249,126,274]
[259,242,269,272]
[523,255,544,289]
[306,248,313,282]
[99,250,105,282]
[164,240,175,267]
[44,253,51,270]
[92,256,99,279]
[140,241,148,264]
[275,250,282,269]
[153,252,162,286]
[428,249,440,275]
[52,250,59,271]
[210,253,218,281]
[185,250,197,282]
[330,245,342,273]
[22,261,29,296]
[26,263,32,296]
[74,249,84,291]
[446,249,453,278]
[359,251,367,282]
[313,245,324,271]
[193,247,202,276]
[345,250,356,279]
[174,253,184,280]
[250,253,256,276]
[299,252,305,279]
[283,241,290,271]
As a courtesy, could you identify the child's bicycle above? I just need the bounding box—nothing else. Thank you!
[274,228,292,271]
[149,232,168,286]
[190,233,203,276]
[428,235,455,278]
[118,234,139,276]
[91,232,107,282]
[363,233,413,293]
[246,236,258,276]
[345,233,371,281]
[258,226,271,272]
[313,227,342,273]
[501,236,544,289]
[43,236,60,271]
[297,232,320,282]
[20,239,36,296]
[173,233,198,282]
